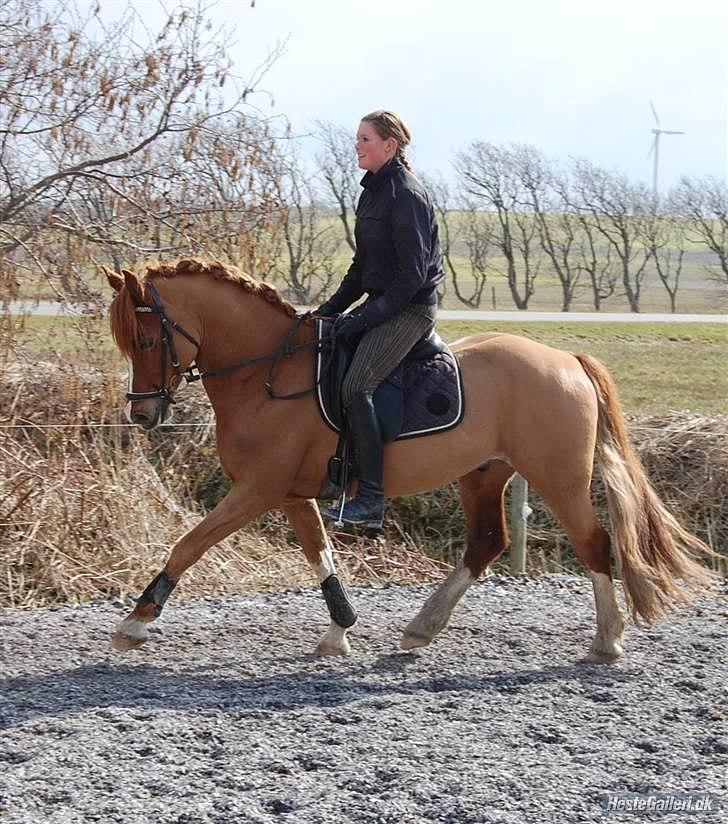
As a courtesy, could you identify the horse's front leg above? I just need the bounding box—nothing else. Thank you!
[111,482,272,651]
[281,498,357,656]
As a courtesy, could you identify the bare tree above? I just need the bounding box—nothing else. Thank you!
[454,142,540,309]
[639,210,687,313]
[415,173,454,305]
[0,0,280,300]
[269,143,341,305]
[550,171,617,310]
[570,159,652,312]
[314,120,357,253]
[575,218,618,311]
[152,119,285,275]
[511,147,584,311]
[458,204,494,307]
[670,176,728,290]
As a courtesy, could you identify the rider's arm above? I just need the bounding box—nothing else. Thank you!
[315,254,364,316]
[355,188,431,328]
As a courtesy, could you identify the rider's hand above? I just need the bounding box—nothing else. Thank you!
[333,313,367,345]
[313,301,337,317]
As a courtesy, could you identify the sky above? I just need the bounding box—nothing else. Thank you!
[121,0,728,192]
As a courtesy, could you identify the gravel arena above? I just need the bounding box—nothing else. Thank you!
[1,575,726,823]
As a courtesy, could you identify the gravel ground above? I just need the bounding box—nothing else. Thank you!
[1,575,726,823]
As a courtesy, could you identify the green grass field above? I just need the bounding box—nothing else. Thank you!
[7,315,727,415]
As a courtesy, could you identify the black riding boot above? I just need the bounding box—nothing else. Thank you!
[323,392,384,529]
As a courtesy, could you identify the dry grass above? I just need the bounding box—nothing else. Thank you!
[1,358,725,609]
[0,424,450,608]
[521,412,728,576]
[0,361,450,608]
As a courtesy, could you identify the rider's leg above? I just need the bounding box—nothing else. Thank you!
[323,304,435,529]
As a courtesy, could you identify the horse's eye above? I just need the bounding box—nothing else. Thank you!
[138,337,156,352]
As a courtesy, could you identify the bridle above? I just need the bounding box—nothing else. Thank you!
[127,281,319,413]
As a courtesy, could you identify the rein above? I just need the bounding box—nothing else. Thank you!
[128,281,319,407]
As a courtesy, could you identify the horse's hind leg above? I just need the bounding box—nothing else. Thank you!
[401,461,514,650]
[281,498,357,657]
[537,486,625,663]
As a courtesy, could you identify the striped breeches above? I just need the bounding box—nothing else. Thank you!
[341,303,437,407]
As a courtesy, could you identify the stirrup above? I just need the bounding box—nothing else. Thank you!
[322,496,384,530]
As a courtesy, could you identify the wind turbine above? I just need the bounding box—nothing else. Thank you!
[648,102,685,195]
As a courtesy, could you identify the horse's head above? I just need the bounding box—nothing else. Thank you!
[106,267,199,430]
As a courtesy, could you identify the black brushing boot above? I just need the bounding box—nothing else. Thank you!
[323,392,384,529]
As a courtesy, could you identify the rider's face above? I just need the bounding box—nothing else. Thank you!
[356,121,396,174]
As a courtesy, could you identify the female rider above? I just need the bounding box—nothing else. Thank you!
[316,110,443,529]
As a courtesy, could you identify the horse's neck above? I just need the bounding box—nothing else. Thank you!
[195,284,284,354]
[194,286,306,409]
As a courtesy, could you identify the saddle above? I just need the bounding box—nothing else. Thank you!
[315,318,464,444]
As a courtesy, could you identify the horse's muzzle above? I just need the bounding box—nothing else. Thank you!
[128,399,172,430]
[131,408,160,430]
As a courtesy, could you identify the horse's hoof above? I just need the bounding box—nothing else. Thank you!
[110,619,149,651]
[400,631,431,651]
[584,635,623,664]
[583,652,621,665]
[583,644,623,664]
[315,637,351,657]
[111,632,146,651]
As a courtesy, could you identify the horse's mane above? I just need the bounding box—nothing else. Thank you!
[109,258,299,357]
[148,258,298,318]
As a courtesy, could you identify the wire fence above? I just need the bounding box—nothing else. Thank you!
[0,422,209,429]
[1,420,724,437]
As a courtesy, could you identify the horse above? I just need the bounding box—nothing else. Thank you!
[105,258,714,662]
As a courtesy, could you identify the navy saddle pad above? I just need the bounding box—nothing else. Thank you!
[314,318,465,442]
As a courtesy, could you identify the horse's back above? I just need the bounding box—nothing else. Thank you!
[450,330,590,377]
[387,330,600,495]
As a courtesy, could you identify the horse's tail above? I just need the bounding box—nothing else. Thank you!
[574,353,715,623]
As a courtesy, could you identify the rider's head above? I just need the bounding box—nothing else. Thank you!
[357,110,412,172]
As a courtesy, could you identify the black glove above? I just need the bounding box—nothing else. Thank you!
[333,312,367,345]
[314,301,338,317]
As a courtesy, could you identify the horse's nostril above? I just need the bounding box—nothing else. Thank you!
[132,411,151,426]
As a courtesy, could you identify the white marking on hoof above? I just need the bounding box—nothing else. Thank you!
[584,642,623,665]
[111,618,150,651]
[585,631,624,664]
[315,621,350,656]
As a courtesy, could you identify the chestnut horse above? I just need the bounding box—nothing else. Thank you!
[106,259,713,662]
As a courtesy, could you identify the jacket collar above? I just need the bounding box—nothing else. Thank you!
[360,157,403,192]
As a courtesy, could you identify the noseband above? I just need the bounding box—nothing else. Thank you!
[127,281,316,410]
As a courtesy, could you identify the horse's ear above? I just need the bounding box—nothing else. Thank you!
[103,265,124,293]
[122,268,145,304]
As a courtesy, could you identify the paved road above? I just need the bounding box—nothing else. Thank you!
[7,301,727,323]
[439,310,727,323]
[7,301,88,316]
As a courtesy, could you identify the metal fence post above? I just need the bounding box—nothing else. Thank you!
[509,474,529,574]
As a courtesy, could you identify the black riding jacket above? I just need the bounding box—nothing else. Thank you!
[322,158,443,329]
